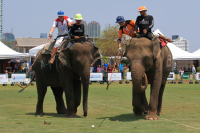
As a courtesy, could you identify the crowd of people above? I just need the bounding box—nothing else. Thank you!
[90,64,129,80]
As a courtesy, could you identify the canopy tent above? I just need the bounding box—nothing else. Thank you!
[29,43,47,57]
[0,41,29,59]
[167,43,200,60]
[192,49,200,56]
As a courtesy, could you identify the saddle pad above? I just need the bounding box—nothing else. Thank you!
[42,41,55,55]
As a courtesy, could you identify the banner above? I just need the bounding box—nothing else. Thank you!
[0,74,8,83]
[108,73,122,81]
[127,72,132,80]
[167,72,175,80]
[196,73,200,80]
[90,73,103,81]
[11,74,26,82]
[181,74,190,79]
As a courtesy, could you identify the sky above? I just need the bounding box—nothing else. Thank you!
[3,0,200,52]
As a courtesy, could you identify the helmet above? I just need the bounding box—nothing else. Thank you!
[138,6,147,12]
[58,10,64,16]
[116,16,125,23]
[75,13,83,20]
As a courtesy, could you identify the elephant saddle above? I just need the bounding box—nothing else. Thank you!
[159,38,168,48]
[42,41,56,55]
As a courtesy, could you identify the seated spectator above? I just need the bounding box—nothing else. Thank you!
[13,64,19,73]
[93,66,97,72]
[107,64,112,73]
[90,65,94,73]
[101,65,104,73]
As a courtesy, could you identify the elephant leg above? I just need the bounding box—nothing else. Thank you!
[73,80,81,113]
[145,60,162,120]
[51,87,66,114]
[35,78,47,116]
[157,82,166,116]
[63,78,76,117]
[141,92,148,114]
[132,90,145,116]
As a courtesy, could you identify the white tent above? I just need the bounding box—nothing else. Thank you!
[192,49,200,56]
[29,43,47,57]
[0,41,29,59]
[167,43,200,60]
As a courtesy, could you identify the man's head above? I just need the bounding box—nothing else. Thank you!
[138,6,147,16]
[116,16,125,26]
[58,10,64,21]
[74,13,83,24]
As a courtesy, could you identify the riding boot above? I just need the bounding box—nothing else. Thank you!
[159,34,172,42]
[50,47,58,64]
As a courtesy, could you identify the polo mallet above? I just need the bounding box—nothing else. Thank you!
[17,38,50,92]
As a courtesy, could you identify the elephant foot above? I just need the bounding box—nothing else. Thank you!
[133,106,145,116]
[145,111,158,120]
[57,107,67,114]
[66,110,77,118]
[35,110,44,116]
[157,111,162,116]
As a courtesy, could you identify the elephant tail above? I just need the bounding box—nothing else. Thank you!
[17,74,35,93]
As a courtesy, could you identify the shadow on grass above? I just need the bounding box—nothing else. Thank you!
[97,113,146,122]
[25,113,82,118]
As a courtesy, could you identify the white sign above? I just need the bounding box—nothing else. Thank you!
[108,73,122,81]
[196,73,200,81]
[127,72,132,80]
[167,72,175,80]
[11,74,26,82]
[0,74,8,83]
[90,73,103,81]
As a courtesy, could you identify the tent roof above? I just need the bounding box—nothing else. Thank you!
[167,43,200,60]
[192,49,200,55]
[29,43,47,57]
[0,41,29,59]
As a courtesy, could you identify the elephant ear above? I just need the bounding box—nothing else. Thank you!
[90,45,100,66]
[58,49,71,68]
[152,37,161,59]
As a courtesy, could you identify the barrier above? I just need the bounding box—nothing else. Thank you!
[108,73,122,81]
[167,72,175,80]
[11,74,26,83]
[90,73,103,81]
[126,72,132,80]
[0,74,8,84]
[196,73,200,81]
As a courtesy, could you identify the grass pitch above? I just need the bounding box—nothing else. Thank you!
[0,82,200,133]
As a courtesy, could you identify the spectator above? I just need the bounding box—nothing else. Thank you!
[13,64,19,73]
[90,65,94,73]
[119,63,124,79]
[97,65,102,73]
[192,65,196,79]
[107,64,112,73]
[93,66,97,72]
[101,65,104,73]
[179,67,184,75]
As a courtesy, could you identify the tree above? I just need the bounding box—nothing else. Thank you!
[95,24,131,64]
[1,39,16,49]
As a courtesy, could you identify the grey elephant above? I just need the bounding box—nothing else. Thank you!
[125,37,172,120]
[32,42,100,117]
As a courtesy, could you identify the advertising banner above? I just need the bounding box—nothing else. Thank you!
[127,72,132,80]
[181,74,190,79]
[90,73,103,81]
[108,73,122,81]
[196,73,200,81]
[167,72,175,80]
[0,74,8,83]
[11,74,26,82]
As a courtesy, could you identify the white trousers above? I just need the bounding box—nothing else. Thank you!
[54,37,64,48]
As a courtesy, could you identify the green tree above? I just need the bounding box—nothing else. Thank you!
[1,39,16,49]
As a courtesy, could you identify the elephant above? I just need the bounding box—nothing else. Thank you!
[125,37,173,120]
[32,42,100,117]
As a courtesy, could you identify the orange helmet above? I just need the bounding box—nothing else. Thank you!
[138,6,147,12]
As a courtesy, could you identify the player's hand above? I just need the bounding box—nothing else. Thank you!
[74,36,80,39]
[143,29,147,34]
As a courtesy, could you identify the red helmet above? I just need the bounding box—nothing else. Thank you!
[138,6,147,12]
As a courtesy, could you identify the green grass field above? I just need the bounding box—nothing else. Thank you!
[0,82,200,133]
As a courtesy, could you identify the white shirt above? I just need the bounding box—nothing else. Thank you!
[52,16,73,35]
[192,67,196,73]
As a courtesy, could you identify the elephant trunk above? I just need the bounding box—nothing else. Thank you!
[131,63,148,93]
[81,68,90,117]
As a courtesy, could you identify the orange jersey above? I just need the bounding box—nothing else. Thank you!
[118,20,136,38]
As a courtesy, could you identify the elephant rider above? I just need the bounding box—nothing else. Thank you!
[67,13,85,48]
[133,6,172,43]
[116,16,137,52]
[49,10,74,64]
